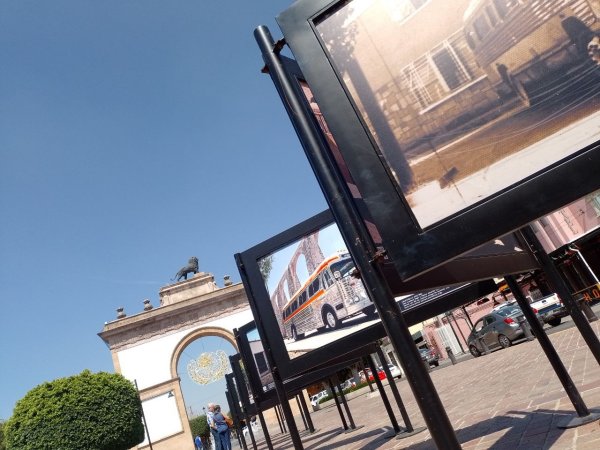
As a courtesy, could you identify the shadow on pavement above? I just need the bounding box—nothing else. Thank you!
[405,408,575,449]
[307,426,395,450]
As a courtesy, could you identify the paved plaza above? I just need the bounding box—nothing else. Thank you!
[243,320,600,449]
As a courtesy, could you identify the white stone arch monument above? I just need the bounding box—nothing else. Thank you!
[99,272,253,450]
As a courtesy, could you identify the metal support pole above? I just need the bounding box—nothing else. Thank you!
[376,346,413,432]
[255,25,461,449]
[520,226,600,365]
[298,392,315,433]
[225,388,248,450]
[335,378,356,430]
[445,312,465,353]
[229,359,257,450]
[450,310,468,351]
[257,409,273,450]
[245,413,258,450]
[462,306,475,328]
[275,402,289,435]
[360,360,375,392]
[367,355,400,434]
[273,405,284,434]
[328,378,348,430]
[505,274,600,427]
[570,244,600,284]
[295,396,309,431]
[578,296,599,322]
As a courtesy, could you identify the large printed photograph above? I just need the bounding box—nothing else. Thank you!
[317,0,600,227]
[259,223,378,357]
[258,221,469,358]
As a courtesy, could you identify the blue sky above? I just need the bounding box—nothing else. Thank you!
[0,1,328,420]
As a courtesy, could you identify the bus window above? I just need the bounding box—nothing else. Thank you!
[322,270,334,288]
[473,15,491,40]
[493,0,509,18]
[431,44,470,90]
[308,278,320,297]
[485,5,498,26]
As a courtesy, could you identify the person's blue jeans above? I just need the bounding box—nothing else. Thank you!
[219,429,231,450]
[210,429,222,450]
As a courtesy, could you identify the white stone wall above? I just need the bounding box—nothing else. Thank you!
[117,307,254,389]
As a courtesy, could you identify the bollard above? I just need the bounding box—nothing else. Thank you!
[445,346,457,365]
[577,296,599,323]
[423,357,431,372]
[518,316,535,341]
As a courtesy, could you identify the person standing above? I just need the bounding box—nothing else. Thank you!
[206,403,222,450]
[213,404,232,450]
[194,434,203,450]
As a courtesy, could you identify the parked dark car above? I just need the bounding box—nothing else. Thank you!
[467,304,537,357]
[419,348,440,367]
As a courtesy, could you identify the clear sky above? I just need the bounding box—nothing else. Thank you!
[0,1,329,420]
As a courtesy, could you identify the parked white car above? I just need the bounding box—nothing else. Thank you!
[379,363,402,379]
[340,378,357,391]
[242,420,260,439]
[310,390,328,407]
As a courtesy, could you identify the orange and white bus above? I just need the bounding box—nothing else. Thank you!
[281,252,374,341]
[463,0,600,103]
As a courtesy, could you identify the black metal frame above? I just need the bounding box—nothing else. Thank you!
[275,0,600,280]
[235,209,507,380]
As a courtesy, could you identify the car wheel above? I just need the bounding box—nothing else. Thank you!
[469,345,481,357]
[433,361,440,367]
[547,317,562,327]
[498,334,512,349]
[322,306,340,329]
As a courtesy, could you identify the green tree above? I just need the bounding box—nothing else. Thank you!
[4,370,144,450]
[189,415,211,447]
[0,420,6,450]
[259,255,273,279]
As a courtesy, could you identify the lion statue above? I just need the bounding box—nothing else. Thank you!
[173,257,199,282]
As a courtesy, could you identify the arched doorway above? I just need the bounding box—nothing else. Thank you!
[99,272,253,450]
[171,328,237,420]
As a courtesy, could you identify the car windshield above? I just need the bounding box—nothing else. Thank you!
[495,306,522,317]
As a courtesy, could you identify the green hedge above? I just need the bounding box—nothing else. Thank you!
[317,381,369,404]
[189,414,211,446]
[0,420,5,450]
[5,370,144,450]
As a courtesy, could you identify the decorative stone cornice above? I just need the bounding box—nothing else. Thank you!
[98,282,249,351]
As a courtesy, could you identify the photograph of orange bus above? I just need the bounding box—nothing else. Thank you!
[280,251,373,341]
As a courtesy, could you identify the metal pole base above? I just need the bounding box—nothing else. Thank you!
[343,425,364,434]
[396,426,427,439]
[557,410,600,429]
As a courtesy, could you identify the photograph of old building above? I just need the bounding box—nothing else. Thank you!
[317,0,600,226]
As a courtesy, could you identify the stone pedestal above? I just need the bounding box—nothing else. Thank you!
[159,272,218,306]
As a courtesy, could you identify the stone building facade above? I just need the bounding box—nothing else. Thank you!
[99,272,253,450]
